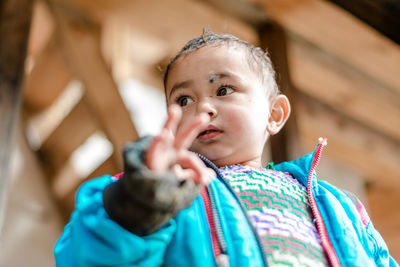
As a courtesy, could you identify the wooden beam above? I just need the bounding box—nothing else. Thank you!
[201,0,268,26]
[327,0,400,44]
[0,0,33,233]
[23,36,73,115]
[27,0,54,58]
[99,0,261,90]
[108,0,258,51]
[40,98,97,173]
[47,2,139,169]
[288,34,400,143]
[255,0,400,96]
[101,22,168,89]
[258,22,302,163]
[297,94,400,186]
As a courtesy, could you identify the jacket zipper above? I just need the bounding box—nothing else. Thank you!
[198,154,268,267]
[201,186,223,258]
[307,138,340,267]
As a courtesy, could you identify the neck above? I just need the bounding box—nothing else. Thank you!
[213,157,263,169]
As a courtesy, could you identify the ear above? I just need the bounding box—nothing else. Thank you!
[267,95,291,135]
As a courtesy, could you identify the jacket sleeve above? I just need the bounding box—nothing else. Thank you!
[103,136,200,236]
[54,175,177,267]
[342,190,398,266]
[365,222,399,267]
[54,136,201,266]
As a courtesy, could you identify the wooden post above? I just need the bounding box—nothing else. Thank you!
[46,1,139,170]
[258,22,301,163]
[0,0,33,234]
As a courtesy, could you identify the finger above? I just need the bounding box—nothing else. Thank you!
[145,134,164,170]
[172,163,205,184]
[177,168,197,181]
[174,113,209,150]
[163,105,182,136]
[177,151,213,185]
[146,130,175,171]
[172,164,185,180]
[206,168,216,184]
[182,168,215,185]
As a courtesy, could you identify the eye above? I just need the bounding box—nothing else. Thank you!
[217,86,234,96]
[176,96,194,107]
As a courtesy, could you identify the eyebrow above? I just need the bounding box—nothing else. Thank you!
[209,72,231,83]
[168,80,193,99]
[168,72,236,99]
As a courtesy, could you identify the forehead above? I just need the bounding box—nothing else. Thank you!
[165,45,261,91]
[177,45,247,67]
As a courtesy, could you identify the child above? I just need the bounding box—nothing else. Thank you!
[54,32,397,266]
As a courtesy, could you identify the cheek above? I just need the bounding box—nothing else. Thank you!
[227,110,245,124]
[224,108,251,133]
[225,106,268,137]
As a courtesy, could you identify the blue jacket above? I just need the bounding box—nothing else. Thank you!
[54,140,398,266]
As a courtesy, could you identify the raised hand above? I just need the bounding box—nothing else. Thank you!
[145,105,215,185]
[103,105,216,235]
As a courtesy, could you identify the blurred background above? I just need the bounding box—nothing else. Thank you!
[0,0,399,266]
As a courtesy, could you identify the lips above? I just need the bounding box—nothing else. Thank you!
[197,125,223,141]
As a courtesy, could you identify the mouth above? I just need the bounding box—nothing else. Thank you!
[197,125,223,141]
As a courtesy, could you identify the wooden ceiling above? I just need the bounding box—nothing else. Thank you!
[10,0,400,260]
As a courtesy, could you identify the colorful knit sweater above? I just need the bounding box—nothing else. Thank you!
[220,165,328,266]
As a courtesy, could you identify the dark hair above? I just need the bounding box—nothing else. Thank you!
[163,31,280,98]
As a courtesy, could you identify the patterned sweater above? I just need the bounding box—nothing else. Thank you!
[219,165,328,266]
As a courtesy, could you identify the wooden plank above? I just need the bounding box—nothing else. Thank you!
[53,155,118,220]
[255,0,400,95]
[51,151,118,202]
[368,185,400,259]
[327,0,400,44]
[87,155,120,180]
[297,94,400,186]
[50,161,81,221]
[0,0,33,233]
[47,2,139,169]
[288,34,400,143]
[23,37,73,114]
[40,98,97,173]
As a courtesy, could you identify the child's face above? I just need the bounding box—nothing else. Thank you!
[165,45,272,168]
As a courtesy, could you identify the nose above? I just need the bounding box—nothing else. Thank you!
[198,98,217,118]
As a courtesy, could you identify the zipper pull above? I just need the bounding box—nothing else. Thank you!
[216,254,229,267]
[318,137,328,146]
